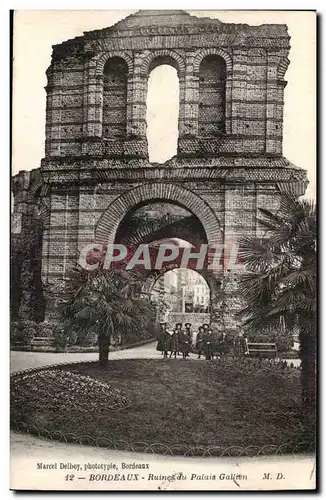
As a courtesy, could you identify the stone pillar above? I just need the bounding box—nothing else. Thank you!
[265,50,282,154]
[210,289,226,335]
[41,190,79,325]
[179,52,199,138]
[230,48,248,136]
[130,52,148,139]
[45,64,63,156]
[126,73,134,136]
[205,270,224,336]
[12,171,33,217]
[275,79,287,155]
[221,273,244,334]
[83,58,103,139]
[209,273,245,339]
[177,64,188,136]
[225,74,233,134]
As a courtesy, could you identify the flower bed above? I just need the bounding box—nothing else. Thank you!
[11,369,130,426]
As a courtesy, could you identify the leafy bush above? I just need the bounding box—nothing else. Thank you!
[11,321,37,345]
[10,321,21,343]
[38,325,53,338]
[64,326,96,346]
[83,332,98,346]
[52,326,81,349]
[68,331,78,346]
[211,355,294,374]
[53,326,69,351]
[273,331,294,352]
[23,320,39,332]
[11,320,42,345]
[20,327,35,345]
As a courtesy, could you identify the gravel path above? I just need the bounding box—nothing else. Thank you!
[10,343,301,374]
[10,341,158,373]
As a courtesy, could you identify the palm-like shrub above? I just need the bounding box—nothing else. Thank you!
[62,267,156,367]
[238,195,316,409]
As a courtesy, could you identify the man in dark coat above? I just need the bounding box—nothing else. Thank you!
[203,328,214,360]
[156,322,169,358]
[184,323,192,338]
[184,323,192,356]
[196,326,205,359]
[175,323,183,355]
[202,323,209,343]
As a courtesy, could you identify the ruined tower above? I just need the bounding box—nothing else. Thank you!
[12,10,308,331]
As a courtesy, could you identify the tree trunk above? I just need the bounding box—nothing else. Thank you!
[98,335,110,368]
[299,326,316,411]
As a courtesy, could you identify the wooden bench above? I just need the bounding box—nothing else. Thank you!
[246,342,277,359]
[31,336,53,350]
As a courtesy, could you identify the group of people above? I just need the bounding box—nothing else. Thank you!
[156,322,233,360]
[156,322,192,359]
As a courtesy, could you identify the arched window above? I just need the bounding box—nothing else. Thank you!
[146,62,179,163]
[198,55,226,136]
[102,57,128,139]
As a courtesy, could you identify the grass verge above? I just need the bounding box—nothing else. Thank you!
[11,357,312,451]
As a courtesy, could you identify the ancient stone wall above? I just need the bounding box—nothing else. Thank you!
[11,170,46,321]
[12,10,308,330]
[43,10,291,159]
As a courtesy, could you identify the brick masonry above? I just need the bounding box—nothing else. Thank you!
[12,10,309,332]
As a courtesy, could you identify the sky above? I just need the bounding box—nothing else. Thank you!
[12,10,316,199]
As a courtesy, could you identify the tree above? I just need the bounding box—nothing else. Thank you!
[238,195,316,409]
[62,267,156,367]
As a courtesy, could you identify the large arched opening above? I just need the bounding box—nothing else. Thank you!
[146,58,180,163]
[111,201,223,334]
[94,187,224,336]
[95,183,223,248]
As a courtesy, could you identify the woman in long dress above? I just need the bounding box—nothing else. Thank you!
[169,328,179,359]
[156,323,170,358]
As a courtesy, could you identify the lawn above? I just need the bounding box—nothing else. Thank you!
[11,358,311,454]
